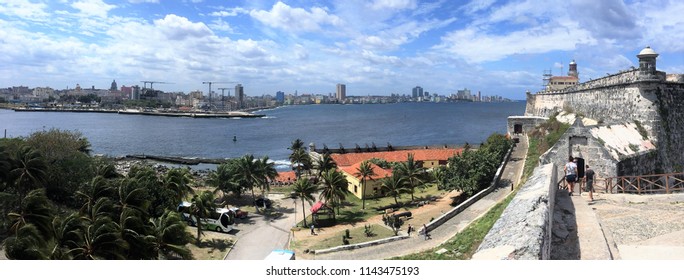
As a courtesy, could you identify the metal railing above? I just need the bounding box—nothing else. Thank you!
[604,172,684,194]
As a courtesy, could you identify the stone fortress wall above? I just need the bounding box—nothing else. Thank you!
[519,47,684,175]
[487,47,684,259]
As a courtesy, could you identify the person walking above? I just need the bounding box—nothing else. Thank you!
[585,165,596,201]
[564,156,578,196]
[407,224,413,237]
[310,224,316,235]
[422,224,430,240]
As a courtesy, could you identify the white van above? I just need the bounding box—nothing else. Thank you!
[177,201,235,233]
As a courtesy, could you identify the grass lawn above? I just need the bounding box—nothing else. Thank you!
[293,224,396,252]
[296,183,450,228]
[185,229,235,260]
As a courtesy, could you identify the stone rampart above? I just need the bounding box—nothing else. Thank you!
[525,70,684,174]
[472,163,557,260]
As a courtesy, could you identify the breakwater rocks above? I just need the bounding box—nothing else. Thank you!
[125,154,229,165]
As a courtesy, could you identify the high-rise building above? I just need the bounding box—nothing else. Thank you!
[110,80,117,91]
[336,84,346,101]
[235,84,244,108]
[412,86,423,99]
[276,91,285,104]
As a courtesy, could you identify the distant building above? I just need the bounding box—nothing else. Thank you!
[545,60,580,91]
[276,91,285,104]
[110,80,117,91]
[336,84,346,101]
[412,86,423,99]
[339,162,393,199]
[235,84,244,109]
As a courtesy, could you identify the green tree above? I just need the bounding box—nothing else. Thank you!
[319,169,349,216]
[189,191,216,246]
[291,177,317,227]
[65,215,127,260]
[235,154,261,201]
[315,152,337,179]
[381,173,406,205]
[25,129,95,206]
[146,210,193,260]
[163,167,194,203]
[8,146,48,206]
[289,148,311,179]
[256,156,278,207]
[395,153,424,202]
[207,162,240,199]
[355,160,376,209]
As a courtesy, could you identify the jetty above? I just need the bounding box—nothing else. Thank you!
[124,154,230,165]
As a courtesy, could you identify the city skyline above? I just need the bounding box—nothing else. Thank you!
[1,0,683,99]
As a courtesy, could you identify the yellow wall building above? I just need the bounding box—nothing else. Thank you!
[339,162,392,199]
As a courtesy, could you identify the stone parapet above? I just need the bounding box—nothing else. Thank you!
[472,163,557,260]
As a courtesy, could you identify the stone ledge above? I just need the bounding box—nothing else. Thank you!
[473,163,557,260]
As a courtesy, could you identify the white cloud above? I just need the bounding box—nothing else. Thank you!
[153,14,213,40]
[368,0,417,10]
[461,0,497,15]
[128,0,159,3]
[0,0,50,21]
[209,7,248,17]
[436,21,596,63]
[249,1,342,33]
[71,0,117,18]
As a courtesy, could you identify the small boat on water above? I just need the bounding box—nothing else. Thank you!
[233,135,237,142]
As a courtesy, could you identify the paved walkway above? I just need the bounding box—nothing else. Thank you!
[312,135,529,260]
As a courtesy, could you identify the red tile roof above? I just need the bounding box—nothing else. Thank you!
[330,148,462,167]
[338,162,392,180]
[275,171,297,182]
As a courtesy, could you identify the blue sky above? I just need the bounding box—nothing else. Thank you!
[1,0,683,99]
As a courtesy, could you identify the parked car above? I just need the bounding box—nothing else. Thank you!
[230,207,249,219]
[254,197,273,208]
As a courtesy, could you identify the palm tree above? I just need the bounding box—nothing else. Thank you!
[355,161,376,210]
[76,176,114,219]
[147,210,193,260]
[381,173,406,205]
[289,138,305,152]
[431,166,448,190]
[207,163,239,200]
[289,148,311,179]
[234,154,261,200]
[396,153,424,202]
[8,188,53,240]
[291,177,317,227]
[65,215,127,260]
[315,152,337,179]
[256,156,278,207]
[319,169,349,216]
[189,190,215,246]
[164,167,195,203]
[8,146,48,204]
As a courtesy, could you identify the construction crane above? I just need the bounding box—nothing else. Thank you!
[202,81,238,109]
[140,81,173,89]
[217,87,232,110]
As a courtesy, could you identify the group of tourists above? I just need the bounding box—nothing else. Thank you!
[564,156,596,201]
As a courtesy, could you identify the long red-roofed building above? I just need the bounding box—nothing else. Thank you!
[330,148,462,168]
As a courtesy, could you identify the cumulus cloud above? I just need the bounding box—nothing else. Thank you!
[250,1,342,33]
[570,0,638,40]
[71,0,117,18]
[0,0,50,21]
[153,14,213,40]
[436,22,596,63]
[128,0,159,3]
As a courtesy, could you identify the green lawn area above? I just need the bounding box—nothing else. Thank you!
[295,183,449,228]
[304,225,396,251]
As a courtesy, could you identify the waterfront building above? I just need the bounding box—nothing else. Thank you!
[276,91,285,104]
[235,84,244,109]
[336,83,346,101]
[412,86,424,100]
